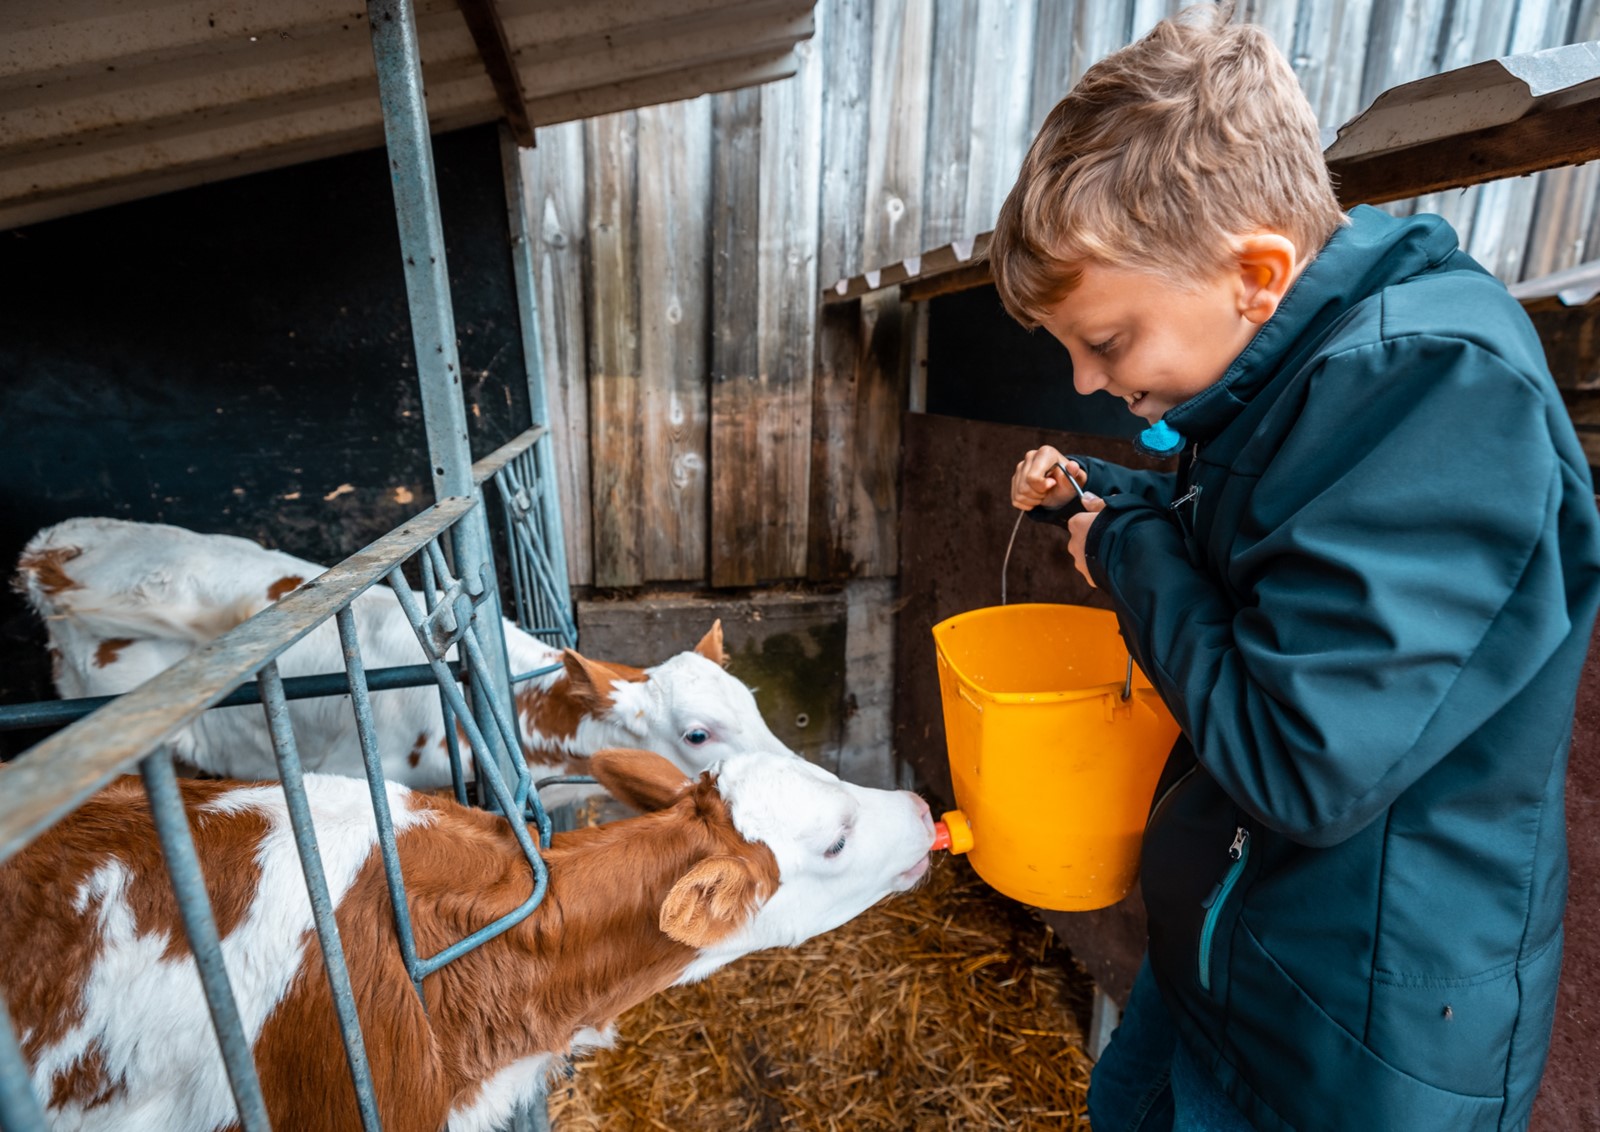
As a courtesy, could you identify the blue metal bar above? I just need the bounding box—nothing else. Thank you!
[0,995,46,1132]
[383,570,549,978]
[0,661,466,734]
[366,0,520,801]
[512,662,564,685]
[499,126,574,633]
[257,663,382,1132]
[139,748,273,1132]
[334,608,428,1005]
[418,550,470,806]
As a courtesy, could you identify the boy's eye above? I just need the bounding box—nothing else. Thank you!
[1089,336,1118,357]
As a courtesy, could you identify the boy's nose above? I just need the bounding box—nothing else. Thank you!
[1073,363,1110,396]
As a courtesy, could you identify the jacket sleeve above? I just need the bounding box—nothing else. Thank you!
[1085,336,1568,847]
[1073,455,1177,506]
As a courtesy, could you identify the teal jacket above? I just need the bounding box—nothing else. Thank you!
[1075,206,1600,1131]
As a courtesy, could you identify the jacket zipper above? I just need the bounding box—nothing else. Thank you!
[1198,825,1250,994]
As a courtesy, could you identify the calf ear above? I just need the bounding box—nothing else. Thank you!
[562,649,621,707]
[588,748,692,812]
[660,855,764,947]
[693,620,726,668]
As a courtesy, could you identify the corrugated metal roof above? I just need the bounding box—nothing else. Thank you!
[0,0,816,230]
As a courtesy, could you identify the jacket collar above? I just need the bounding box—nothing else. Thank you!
[1161,206,1468,445]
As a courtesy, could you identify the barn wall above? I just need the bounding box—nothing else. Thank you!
[0,123,529,758]
[520,0,1600,591]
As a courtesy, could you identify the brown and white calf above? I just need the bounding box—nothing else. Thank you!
[17,517,794,795]
[1,747,936,1131]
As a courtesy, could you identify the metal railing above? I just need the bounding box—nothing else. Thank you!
[474,426,578,649]
[0,487,564,1130]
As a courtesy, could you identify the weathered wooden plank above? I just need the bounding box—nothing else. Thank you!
[962,0,1038,237]
[1531,305,1600,392]
[455,0,535,147]
[585,110,645,588]
[863,0,934,268]
[1072,0,1131,85]
[635,96,712,582]
[924,0,979,249]
[708,86,764,588]
[1522,164,1600,282]
[807,300,863,581]
[816,0,874,286]
[1028,0,1076,132]
[805,290,909,582]
[754,26,825,581]
[849,289,910,575]
[519,119,593,586]
[838,576,902,788]
[1291,0,1376,132]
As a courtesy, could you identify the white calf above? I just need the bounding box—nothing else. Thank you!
[16,517,794,792]
[0,748,937,1132]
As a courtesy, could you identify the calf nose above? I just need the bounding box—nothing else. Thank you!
[905,792,935,837]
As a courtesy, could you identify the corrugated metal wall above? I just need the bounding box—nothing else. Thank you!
[520,0,1600,590]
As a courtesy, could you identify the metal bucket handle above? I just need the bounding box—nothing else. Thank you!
[1002,463,1133,701]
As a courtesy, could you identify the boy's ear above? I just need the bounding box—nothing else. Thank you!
[587,748,693,812]
[660,855,765,947]
[1234,232,1299,326]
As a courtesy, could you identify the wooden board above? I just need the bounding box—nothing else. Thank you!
[585,110,646,588]
[815,0,872,286]
[636,98,713,583]
[708,86,765,587]
[520,121,594,587]
[862,0,933,268]
[806,291,910,581]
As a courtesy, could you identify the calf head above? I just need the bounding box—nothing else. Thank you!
[561,621,797,777]
[588,746,936,983]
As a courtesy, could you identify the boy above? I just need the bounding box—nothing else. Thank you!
[992,6,1600,1132]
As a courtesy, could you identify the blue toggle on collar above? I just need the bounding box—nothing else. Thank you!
[1136,419,1187,457]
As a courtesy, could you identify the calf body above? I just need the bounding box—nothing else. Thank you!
[1,750,934,1132]
[17,518,793,791]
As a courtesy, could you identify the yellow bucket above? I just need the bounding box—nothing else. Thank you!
[932,603,1180,911]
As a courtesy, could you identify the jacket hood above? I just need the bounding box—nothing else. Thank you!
[1162,205,1474,445]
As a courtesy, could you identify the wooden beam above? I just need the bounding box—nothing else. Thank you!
[1329,98,1600,208]
[454,0,535,147]
[708,87,764,588]
[585,111,645,588]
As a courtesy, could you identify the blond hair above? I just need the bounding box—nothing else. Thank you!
[990,3,1345,328]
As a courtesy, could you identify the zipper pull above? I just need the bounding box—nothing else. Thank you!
[1169,483,1201,510]
[1228,826,1249,861]
[1201,827,1249,907]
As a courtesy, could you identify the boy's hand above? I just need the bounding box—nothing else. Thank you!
[1011,447,1088,510]
[1067,502,1107,588]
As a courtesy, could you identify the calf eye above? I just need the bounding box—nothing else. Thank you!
[825,835,848,858]
[684,728,711,746]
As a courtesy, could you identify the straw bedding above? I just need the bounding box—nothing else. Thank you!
[546,856,1096,1131]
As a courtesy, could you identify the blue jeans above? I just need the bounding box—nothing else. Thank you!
[1086,959,1255,1131]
